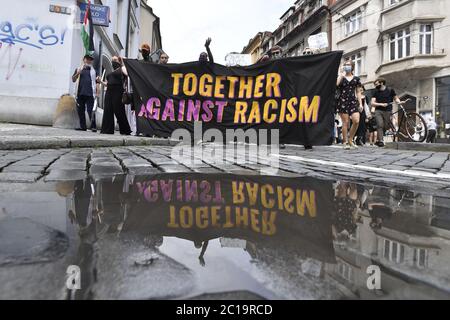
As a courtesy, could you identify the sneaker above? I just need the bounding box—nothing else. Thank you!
[349,143,358,149]
[344,143,351,150]
[375,141,385,148]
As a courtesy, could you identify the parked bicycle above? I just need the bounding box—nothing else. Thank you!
[384,99,428,143]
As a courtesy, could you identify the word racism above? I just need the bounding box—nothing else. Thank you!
[124,52,342,145]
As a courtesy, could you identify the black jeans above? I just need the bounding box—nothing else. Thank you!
[356,112,367,144]
[427,129,437,143]
[77,95,96,130]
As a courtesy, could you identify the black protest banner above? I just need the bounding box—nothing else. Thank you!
[122,173,336,263]
[124,51,342,145]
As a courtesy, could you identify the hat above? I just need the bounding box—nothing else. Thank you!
[84,54,94,60]
[140,43,151,53]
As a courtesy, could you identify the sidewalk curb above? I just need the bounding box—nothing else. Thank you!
[386,142,450,153]
[0,137,179,150]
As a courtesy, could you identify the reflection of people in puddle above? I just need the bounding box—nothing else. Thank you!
[368,203,393,230]
[67,179,99,300]
[194,241,209,267]
[332,182,360,241]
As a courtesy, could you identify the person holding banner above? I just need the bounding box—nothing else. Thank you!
[199,38,214,63]
[99,56,132,135]
[72,54,99,132]
[336,60,363,150]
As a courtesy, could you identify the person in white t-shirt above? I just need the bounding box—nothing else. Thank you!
[426,117,437,143]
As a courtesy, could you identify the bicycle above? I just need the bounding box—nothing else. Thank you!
[380,99,428,143]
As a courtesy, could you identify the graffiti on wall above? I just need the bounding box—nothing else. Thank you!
[0,42,25,80]
[0,19,67,50]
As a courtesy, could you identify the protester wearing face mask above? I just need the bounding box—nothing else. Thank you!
[199,37,214,63]
[140,43,151,62]
[371,78,406,147]
[336,60,363,150]
[72,54,100,132]
[99,56,132,135]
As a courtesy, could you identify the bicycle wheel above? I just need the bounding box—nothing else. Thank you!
[405,112,428,142]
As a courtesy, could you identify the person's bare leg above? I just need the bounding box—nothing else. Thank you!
[349,112,360,145]
[340,113,349,144]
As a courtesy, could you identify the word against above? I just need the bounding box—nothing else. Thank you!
[366,265,381,290]
[66,265,81,290]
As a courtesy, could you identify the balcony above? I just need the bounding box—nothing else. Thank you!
[376,51,447,79]
[381,0,446,32]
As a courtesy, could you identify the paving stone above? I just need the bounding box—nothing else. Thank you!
[90,165,124,175]
[2,166,46,173]
[127,167,161,175]
[158,165,192,173]
[44,169,87,181]
[0,172,41,182]
[49,162,87,170]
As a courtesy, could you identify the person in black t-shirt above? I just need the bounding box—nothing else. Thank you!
[371,77,407,147]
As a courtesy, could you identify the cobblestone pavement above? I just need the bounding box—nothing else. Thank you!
[0,123,175,149]
[0,144,449,196]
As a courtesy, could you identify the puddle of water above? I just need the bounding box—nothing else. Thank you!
[0,173,449,300]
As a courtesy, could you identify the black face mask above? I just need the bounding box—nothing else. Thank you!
[112,61,121,70]
[376,85,382,90]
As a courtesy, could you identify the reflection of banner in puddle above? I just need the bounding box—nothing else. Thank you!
[123,174,335,262]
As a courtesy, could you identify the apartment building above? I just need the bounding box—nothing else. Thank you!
[242,0,335,62]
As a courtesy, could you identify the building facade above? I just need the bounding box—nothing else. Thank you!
[0,0,162,126]
[243,0,336,61]
[140,0,162,61]
[331,0,450,142]
[241,32,272,64]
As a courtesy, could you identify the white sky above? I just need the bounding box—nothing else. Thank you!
[147,0,294,64]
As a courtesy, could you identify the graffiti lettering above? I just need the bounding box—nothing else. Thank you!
[0,20,66,49]
[0,42,24,80]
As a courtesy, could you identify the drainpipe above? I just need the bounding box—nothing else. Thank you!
[125,0,131,57]
[326,1,332,51]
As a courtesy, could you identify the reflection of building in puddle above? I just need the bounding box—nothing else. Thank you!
[325,184,450,299]
[220,237,247,249]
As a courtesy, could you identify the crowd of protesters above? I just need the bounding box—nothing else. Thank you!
[71,38,219,135]
[72,41,437,146]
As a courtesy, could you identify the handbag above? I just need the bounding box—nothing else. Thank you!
[122,78,133,105]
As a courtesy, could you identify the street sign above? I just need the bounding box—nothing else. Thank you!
[49,5,72,15]
[79,3,110,27]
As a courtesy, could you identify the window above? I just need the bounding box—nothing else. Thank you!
[345,10,362,36]
[383,239,405,263]
[337,261,353,282]
[419,24,433,54]
[413,248,428,268]
[390,0,401,5]
[349,52,363,76]
[390,28,410,61]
